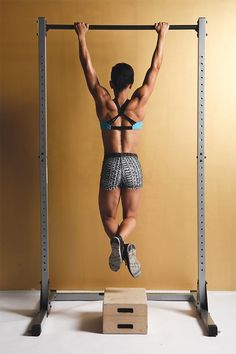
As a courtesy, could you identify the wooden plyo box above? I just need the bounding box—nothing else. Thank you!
[103,287,148,334]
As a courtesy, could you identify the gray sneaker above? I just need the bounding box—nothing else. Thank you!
[123,243,141,278]
[109,236,124,272]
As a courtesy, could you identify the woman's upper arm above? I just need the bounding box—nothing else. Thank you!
[92,84,110,102]
[131,66,159,103]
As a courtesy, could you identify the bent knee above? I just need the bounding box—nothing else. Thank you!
[101,214,116,223]
[123,214,138,222]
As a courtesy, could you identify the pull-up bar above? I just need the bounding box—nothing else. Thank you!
[46,24,198,31]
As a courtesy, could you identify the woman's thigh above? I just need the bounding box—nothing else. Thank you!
[121,188,142,219]
[98,186,121,219]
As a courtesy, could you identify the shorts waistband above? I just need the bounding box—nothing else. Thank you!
[104,152,138,158]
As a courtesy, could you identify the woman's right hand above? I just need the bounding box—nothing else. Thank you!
[154,22,169,35]
[74,22,89,39]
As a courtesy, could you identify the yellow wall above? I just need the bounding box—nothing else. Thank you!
[1,0,236,291]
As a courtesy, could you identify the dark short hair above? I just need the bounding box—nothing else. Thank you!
[111,63,134,92]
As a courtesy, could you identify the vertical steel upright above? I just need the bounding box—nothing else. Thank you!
[197,17,207,311]
[38,17,50,313]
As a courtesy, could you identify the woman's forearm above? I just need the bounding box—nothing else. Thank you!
[78,36,92,69]
[150,33,166,70]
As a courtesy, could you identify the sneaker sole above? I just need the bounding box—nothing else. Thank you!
[124,244,141,278]
[109,238,122,272]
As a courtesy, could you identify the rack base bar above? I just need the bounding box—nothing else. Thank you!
[51,291,192,302]
[191,291,218,337]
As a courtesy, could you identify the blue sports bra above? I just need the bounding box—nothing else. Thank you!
[100,98,143,130]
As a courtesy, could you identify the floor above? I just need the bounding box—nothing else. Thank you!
[0,290,235,354]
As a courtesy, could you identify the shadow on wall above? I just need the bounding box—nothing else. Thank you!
[0,100,40,288]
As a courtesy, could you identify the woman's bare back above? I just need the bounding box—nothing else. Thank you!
[95,91,147,154]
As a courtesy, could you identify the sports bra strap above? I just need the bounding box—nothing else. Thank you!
[101,98,141,129]
[107,113,120,124]
[122,113,137,125]
[111,98,136,125]
[113,98,129,113]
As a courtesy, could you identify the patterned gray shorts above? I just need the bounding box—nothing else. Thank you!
[100,152,143,190]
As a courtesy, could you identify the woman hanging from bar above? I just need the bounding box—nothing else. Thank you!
[74,21,169,278]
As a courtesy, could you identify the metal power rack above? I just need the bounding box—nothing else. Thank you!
[30,17,218,337]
